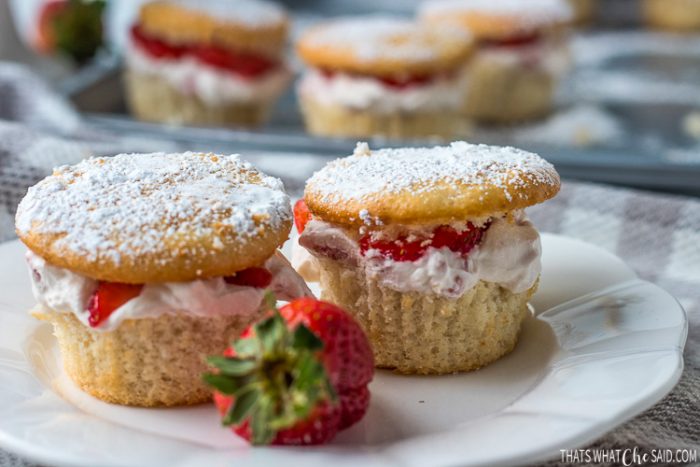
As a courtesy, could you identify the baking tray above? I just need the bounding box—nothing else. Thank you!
[61,26,700,196]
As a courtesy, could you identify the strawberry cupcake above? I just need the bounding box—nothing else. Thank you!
[295,142,560,374]
[296,16,473,140]
[15,152,310,406]
[419,0,572,123]
[643,0,700,31]
[566,0,597,26]
[125,0,291,128]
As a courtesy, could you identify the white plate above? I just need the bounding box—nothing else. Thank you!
[0,234,687,467]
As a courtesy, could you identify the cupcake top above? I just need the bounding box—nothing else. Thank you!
[304,142,560,226]
[296,16,473,78]
[16,152,292,283]
[419,0,572,41]
[138,0,288,58]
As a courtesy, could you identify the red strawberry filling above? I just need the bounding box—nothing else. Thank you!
[34,0,69,53]
[224,267,273,288]
[319,68,441,90]
[359,222,489,262]
[86,266,273,327]
[87,282,144,327]
[483,32,542,48]
[130,25,280,79]
[293,199,312,234]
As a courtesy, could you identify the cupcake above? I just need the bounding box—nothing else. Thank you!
[419,0,572,123]
[295,142,560,374]
[643,0,700,31]
[125,0,291,128]
[566,0,597,26]
[15,152,310,406]
[296,16,473,140]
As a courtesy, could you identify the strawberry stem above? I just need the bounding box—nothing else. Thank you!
[203,297,337,445]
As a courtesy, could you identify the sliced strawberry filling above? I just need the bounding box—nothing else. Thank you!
[224,267,273,288]
[359,222,489,262]
[88,282,143,327]
[130,25,280,79]
[294,199,312,234]
[86,267,273,327]
[319,68,440,90]
[482,32,541,48]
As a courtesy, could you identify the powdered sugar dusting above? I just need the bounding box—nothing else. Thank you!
[303,16,470,64]
[169,0,285,27]
[307,142,558,206]
[420,0,572,28]
[16,152,291,264]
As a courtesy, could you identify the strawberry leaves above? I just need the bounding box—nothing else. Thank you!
[203,297,337,445]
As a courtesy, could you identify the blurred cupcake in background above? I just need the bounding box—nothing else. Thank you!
[643,0,700,32]
[565,0,597,26]
[296,16,473,140]
[124,0,291,128]
[419,0,572,124]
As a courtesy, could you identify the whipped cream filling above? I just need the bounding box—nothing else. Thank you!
[298,215,541,299]
[297,68,466,113]
[291,238,320,282]
[27,251,312,332]
[475,39,571,78]
[126,43,291,106]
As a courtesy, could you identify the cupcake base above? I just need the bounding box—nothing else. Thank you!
[37,310,249,406]
[643,0,700,31]
[566,0,597,26]
[300,96,471,140]
[125,71,272,128]
[315,257,536,375]
[462,55,556,124]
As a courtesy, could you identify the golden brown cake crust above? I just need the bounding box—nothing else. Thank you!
[16,152,292,283]
[419,0,572,41]
[138,0,288,58]
[304,142,560,227]
[37,310,250,407]
[296,16,473,77]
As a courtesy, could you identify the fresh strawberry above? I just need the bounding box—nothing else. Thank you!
[87,282,143,327]
[216,395,341,446]
[359,222,489,262]
[35,0,105,63]
[224,267,272,288]
[337,385,370,430]
[35,0,68,53]
[293,199,312,234]
[203,295,374,446]
[278,297,374,392]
